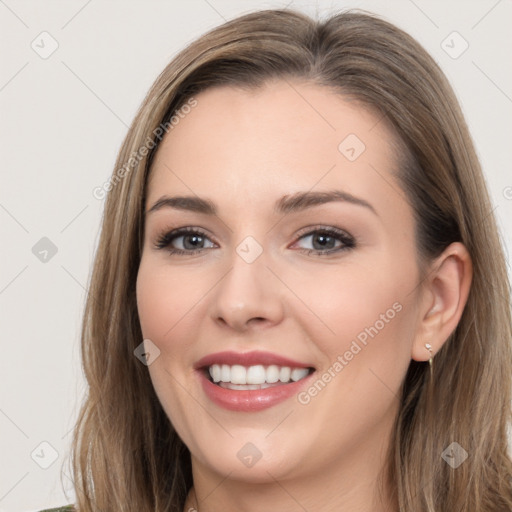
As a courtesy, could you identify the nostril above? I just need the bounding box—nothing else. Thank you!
[247,317,268,326]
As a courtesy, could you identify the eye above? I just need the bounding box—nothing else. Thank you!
[154,227,216,255]
[153,226,355,256]
[292,227,356,255]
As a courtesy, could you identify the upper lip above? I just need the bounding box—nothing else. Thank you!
[194,350,314,370]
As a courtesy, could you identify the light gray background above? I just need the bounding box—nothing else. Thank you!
[1,1,511,510]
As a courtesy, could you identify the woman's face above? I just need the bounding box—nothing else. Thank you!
[137,81,425,484]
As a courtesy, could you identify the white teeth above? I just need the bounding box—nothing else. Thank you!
[246,365,266,384]
[208,364,311,385]
[279,367,291,383]
[221,364,230,382]
[266,365,280,383]
[291,368,309,382]
[209,364,221,382]
[231,364,246,384]
[220,383,273,390]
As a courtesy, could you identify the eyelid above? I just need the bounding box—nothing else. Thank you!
[291,225,355,245]
[153,224,356,255]
[293,224,353,239]
[288,225,356,255]
[153,226,218,251]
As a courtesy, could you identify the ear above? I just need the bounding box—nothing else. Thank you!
[411,242,473,362]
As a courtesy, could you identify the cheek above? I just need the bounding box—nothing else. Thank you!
[290,258,414,348]
[136,259,204,441]
[136,257,211,399]
[290,255,419,410]
[136,258,203,341]
[137,273,171,342]
[289,272,417,455]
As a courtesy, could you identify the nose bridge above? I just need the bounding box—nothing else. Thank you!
[210,235,284,330]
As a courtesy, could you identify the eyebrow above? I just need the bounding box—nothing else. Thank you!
[275,190,377,216]
[146,190,377,217]
[146,195,216,215]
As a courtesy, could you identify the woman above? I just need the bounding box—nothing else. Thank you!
[46,8,512,512]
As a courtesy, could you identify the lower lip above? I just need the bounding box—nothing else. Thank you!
[198,370,315,412]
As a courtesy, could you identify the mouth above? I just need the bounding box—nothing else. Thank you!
[203,364,315,390]
[195,350,316,411]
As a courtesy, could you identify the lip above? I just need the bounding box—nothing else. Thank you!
[194,350,315,412]
[194,350,313,369]
[198,369,315,412]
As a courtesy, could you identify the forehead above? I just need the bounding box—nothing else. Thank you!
[147,80,408,220]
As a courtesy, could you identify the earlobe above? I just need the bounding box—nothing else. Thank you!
[411,242,473,362]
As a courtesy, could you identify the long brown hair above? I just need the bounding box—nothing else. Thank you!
[69,9,512,511]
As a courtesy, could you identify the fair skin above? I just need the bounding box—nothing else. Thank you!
[136,80,472,512]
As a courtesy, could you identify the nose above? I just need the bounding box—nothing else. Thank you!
[209,246,285,332]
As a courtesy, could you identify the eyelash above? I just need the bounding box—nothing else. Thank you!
[154,226,356,257]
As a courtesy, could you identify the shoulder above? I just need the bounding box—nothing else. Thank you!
[38,506,75,512]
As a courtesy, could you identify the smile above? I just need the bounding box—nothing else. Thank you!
[208,364,312,389]
[195,351,316,411]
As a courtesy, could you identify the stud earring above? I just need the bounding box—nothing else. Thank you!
[425,343,433,377]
